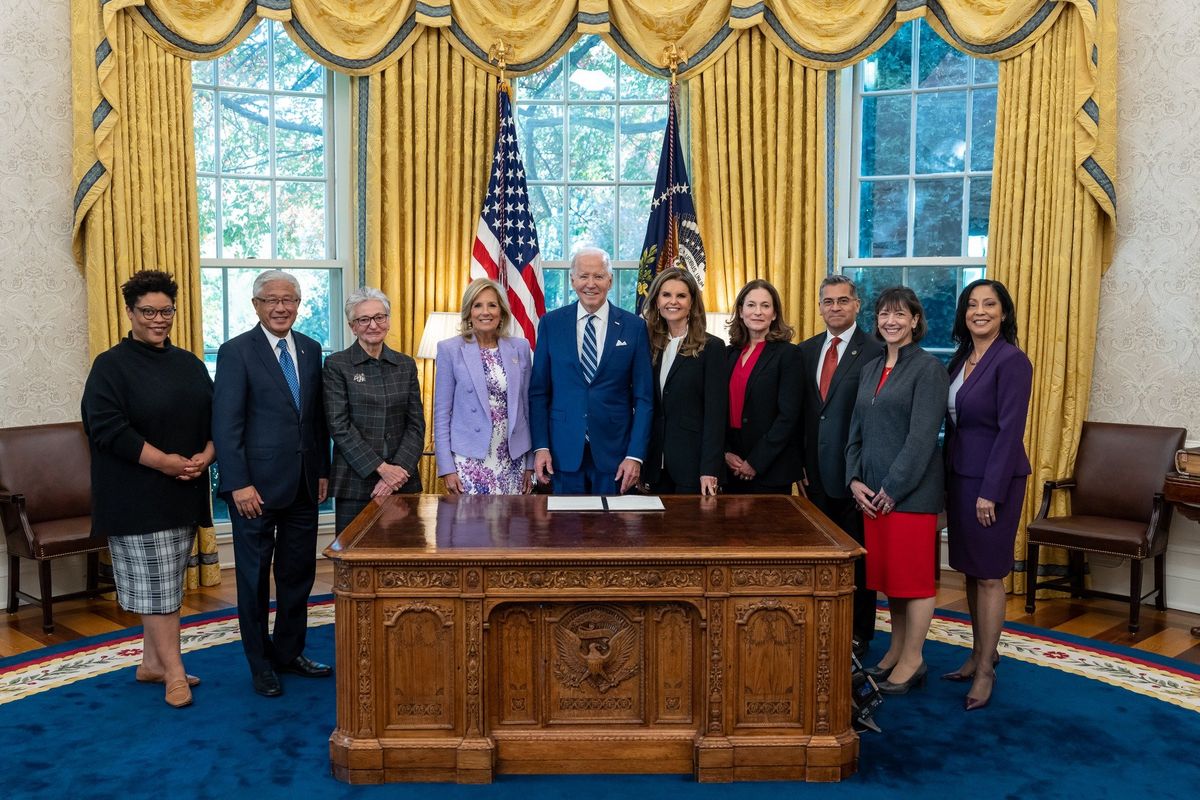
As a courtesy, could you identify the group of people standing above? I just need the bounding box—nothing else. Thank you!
[80,248,1032,715]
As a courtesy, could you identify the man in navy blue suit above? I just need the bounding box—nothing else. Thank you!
[212,270,331,697]
[529,247,653,495]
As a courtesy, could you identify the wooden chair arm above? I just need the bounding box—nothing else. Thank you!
[0,490,23,505]
[1033,478,1075,521]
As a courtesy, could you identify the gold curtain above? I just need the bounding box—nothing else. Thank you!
[988,10,1111,596]
[69,7,220,587]
[689,28,827,337]
[356,29,499,492]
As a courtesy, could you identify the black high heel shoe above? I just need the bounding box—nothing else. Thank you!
[864,663,894,680]
[876,662,927,695]
[941,653,1000,683]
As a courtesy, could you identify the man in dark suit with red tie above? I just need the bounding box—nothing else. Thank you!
[213,270,331,697]
[798,275,883,658]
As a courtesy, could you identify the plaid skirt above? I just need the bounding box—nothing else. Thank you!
[107,526,196,614]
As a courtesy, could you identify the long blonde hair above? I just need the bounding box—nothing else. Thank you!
[458,279,512,341]
[642,268,708,364]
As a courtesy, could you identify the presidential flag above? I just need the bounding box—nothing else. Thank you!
[470,87,546,347]
[635,83,706,313]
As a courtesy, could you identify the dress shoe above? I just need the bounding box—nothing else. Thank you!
[864,663,894,680]
[852,637,870,660]
[876,662,927,695]
[941,653,1001,682]
[165,679,193,708]
[136,667,200,687]
[276,655,332,678]
[964,674,996,711]
[252,669,283,697]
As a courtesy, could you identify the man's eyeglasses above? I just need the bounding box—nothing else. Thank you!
[133,306,176,320]
[820,297,856,308]
[351,314,390,327]
[254,296,301,308]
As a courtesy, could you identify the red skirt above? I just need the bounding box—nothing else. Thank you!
[863,510,937,599]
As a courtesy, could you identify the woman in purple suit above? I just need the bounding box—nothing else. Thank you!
[943,279,1033,710]
[434,279,533,494]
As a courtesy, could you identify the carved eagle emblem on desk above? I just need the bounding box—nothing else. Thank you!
[553,610,639,694]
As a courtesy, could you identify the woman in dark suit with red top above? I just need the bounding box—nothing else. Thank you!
[943,279,1033,710]
[723,279,802,494]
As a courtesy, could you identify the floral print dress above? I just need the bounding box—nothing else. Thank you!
[452,347,525,494]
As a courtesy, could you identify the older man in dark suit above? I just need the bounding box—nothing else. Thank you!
[798,275,883,657]
[213,269,331,697]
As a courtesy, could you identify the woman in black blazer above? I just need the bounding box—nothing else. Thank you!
[642,267,727,495]
[724,279,802,494]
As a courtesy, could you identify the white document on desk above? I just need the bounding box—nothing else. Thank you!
[604,495,665,511]
[546,496,606,511]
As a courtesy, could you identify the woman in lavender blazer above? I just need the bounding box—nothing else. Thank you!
[943,279,1033,711]
[434,279,533,494]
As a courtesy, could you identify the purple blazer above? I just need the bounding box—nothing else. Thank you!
[433,335,533,477]
[944,339,1033,502]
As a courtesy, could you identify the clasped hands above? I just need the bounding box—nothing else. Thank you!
[372,463,411,498]
[850,479,896,519]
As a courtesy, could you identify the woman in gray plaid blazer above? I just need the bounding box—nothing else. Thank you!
[323,287,425,532]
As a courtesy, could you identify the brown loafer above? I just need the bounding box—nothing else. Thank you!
[165,679,193,708]
[136,667,200,687]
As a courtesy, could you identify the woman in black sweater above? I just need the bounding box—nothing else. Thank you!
[81,270,214,708]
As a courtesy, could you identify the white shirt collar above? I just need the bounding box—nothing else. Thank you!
[260,324,295,352]
[826,321,857,344]
[577,300,610,324]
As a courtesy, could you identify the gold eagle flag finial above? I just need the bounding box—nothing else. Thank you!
[662,42,687,86]
[489,40,512,93]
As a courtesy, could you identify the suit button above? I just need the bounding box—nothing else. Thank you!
[820,415,826,420]
[474,427,480,432]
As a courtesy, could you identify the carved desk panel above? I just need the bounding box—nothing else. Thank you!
[325,494,863,784]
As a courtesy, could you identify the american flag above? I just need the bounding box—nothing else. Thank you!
[470,87,546,348]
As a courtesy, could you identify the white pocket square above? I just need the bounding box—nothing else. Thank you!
[615,339,628,347]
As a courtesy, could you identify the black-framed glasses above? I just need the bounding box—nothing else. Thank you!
[132,305,176,320]
[254,296,301,308]
[351,313,390,327]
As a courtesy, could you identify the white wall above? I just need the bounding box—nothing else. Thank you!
[1,0,1197,611]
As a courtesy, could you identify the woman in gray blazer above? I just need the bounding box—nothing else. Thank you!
[845,286,949,695]
[433,279,533,494]
[323,287,425,533]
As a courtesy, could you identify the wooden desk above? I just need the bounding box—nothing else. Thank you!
[1162,474,1200,637]
[324,494,863,784]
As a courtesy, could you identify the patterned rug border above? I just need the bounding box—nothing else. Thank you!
[4,600,1199,711]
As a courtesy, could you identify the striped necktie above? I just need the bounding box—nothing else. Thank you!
[277,340,301,411]
[581,314,598,384]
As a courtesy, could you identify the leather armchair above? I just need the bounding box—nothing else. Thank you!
[1025,421,1187,633]
[0,422,111,632]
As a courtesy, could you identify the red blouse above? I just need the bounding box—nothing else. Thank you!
[728,341,764,429]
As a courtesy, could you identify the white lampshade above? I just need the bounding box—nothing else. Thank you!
[415,312,461,359]
[705,311,731,343]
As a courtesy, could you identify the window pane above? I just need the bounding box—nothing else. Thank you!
[860,95,911,176]
[618,184,652,261]
[862,24,912,91]
[915,91,966,173]
[620,104,667,182]
[568,185,615,255]
[974,57,999,85]
[518,104,564,181]
[218,23,269,90]
[528,185,564,260]
[522,61,565,101]
[220,92,270,175]
[858,180,908,258]
[293,270,333,348]
[613,268,638,312]
[568,105,615,181]
[220,179,272,258]
[918,23,969,88]
[197,177,217,258]
[275,181,326,259]
[272,22,325,92]
[194,89,216,173]
[971,88,997,172]
[568,36,616,101]
[225,268,265,334]
[619,60,668,101]
[968,177,990,258]
[274,96,325,177]
[201,268,225,349]
[542,268,572,311]
[912,178,964,257]
[842,267,904,333]
[192,59,215,86]
[906,266,960,351]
